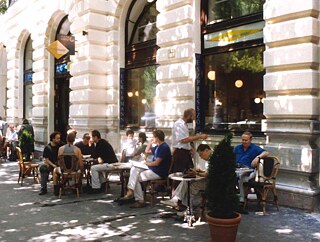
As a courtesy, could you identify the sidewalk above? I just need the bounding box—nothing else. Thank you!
[0,161,320,241]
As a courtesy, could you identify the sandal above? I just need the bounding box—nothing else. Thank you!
[129,202,147,208]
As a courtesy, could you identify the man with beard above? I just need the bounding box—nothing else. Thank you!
[171,108,208,191]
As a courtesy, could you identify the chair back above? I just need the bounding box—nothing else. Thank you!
[257,156,280,185]
[58,154,79,173]
[16,147,23,163]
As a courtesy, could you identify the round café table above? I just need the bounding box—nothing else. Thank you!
[169,172,205,227]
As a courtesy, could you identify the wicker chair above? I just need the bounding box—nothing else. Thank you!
[243,156,281,215]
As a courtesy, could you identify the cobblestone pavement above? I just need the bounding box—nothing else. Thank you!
[0,161,320,242]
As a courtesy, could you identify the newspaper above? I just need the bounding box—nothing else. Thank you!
[129,159,148,170]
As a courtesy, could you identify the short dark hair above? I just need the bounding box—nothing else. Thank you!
[153,130,165,142]
[138,132,147,143]
[22,119,29,124]
[83,133,90,140]
[197,144,211,152]
[183,108,194,118]
[242,131,253,140]
[50,131,61,141]
[91,130,101,139]
[126,129,134,136]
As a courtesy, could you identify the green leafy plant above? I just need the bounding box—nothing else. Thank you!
[0,0,7,14]
[19,129,34,161]
[205,133,239,219]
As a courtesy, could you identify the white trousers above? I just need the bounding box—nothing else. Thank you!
[237,170,256,202]
[127,166,161,201]
[90,163,108,189]
[173,179,206,207]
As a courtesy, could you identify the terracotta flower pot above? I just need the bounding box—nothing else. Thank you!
[206,212,241,242]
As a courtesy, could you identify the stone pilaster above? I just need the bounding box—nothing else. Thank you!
[69,0,121,151]
[156,0,198,128]
[264,0,320,210]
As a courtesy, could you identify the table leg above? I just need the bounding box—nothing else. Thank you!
[184,180,195,227]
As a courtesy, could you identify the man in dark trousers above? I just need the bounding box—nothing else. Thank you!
[171,108,208,189]
[89,130,118,193]
[38,131,64,195]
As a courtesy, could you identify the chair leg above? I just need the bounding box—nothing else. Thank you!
[150,183,155,207]
[59,187,63,198]
[261,188,268,215]
[198,193,206,222]
[271,187,279,211]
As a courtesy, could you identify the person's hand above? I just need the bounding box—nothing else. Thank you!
[251,157,260,167]
[198,133,208,140]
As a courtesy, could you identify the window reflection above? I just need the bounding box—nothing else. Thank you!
[203,46,265,133]
[126,66,158,128]
[24,36,33,120]
[208,0,264,24]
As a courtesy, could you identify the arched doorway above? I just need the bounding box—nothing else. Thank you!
[54,16,73,142]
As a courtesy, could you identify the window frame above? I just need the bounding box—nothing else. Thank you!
[199,0,265,137]
[122,0,158,130]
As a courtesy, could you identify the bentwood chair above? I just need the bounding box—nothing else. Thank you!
[143,158,173,206]
[58,154,82,198]
[16,147,39,185]
[243,156,281,215]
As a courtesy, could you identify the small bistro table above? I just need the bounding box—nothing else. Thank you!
[105,162,132,197]
[169,172,205,227]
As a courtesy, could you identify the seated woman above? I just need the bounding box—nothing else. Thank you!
[120,129,138,163]
[56,132,84,180]
[119,130,172,208]
[132,132,148,160]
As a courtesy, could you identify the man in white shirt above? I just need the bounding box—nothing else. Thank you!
[171,108,208,189]
[4,124,18,161]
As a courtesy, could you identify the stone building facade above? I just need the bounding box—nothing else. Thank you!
[0,0,319,210]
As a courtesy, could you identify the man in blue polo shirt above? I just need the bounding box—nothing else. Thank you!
[234,131,269,204]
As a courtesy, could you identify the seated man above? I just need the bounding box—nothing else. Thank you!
[4,124,18,161]
[89,130,118,194]
[234,131,269,204]
[75,133,93,156]
[160,144,210,211]
[119,130,172,208]
[39,131,64,195]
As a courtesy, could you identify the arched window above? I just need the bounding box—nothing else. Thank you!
[199,0,265,135]
[23,36,33,119]
[121,0,158,129]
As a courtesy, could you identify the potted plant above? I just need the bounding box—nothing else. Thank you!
[205,133,241,242]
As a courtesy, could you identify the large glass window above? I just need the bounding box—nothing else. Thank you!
[200,0,265,135]
[124,0,158,129]
[126,66,158,127]
[23,36,33,120]
[203,46,265,134]
[208,0,264,24]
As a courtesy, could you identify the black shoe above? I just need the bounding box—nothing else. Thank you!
[54,185,59,196]
[236,205,249,215]
[101,182,107,191]
[39,189,47,195]
[88,188,102,194]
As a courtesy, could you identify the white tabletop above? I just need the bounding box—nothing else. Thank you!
[169,172,205,182]
[235,167,254,175]
[106,162,132,170]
